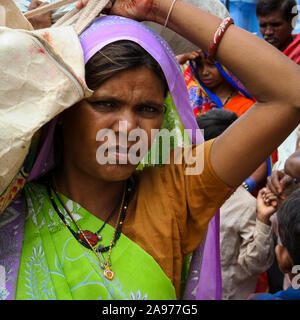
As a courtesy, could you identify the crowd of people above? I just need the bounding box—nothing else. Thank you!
[176,0,300,300]
[0,0,300,301]
[179,0,300,300]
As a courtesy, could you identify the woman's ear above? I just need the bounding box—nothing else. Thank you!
[275,244,294,274]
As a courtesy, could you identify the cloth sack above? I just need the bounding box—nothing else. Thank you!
[0,0,112,214]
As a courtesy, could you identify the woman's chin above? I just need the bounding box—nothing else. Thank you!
[96,163,138,182]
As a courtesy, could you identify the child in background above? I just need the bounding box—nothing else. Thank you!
[249,188,300,300]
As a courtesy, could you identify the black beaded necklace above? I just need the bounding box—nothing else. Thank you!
[223,89,235,106]
[46,178,133,254]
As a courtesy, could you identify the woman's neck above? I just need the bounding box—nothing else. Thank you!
[210,82,236,104]
[53,164,126,224]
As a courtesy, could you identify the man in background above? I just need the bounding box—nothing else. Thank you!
[256,0,300,64]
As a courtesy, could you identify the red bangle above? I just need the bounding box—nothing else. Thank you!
[207,17,234,62]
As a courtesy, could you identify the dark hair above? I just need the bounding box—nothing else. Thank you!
[256,0,298,23]
[85,40,168,95]
[277,188,300,265]
[196,109,238,140]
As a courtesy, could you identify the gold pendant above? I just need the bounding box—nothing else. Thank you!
[104,266,114,280]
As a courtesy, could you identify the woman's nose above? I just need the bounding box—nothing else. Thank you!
[112,110,138,135]
[201,65,210,76]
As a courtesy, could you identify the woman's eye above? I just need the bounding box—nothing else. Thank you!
[138,105,161,115]
[90,101,116,110]
[197,65,204,72]
[141,106,156,112]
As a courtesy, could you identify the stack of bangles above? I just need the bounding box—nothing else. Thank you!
[207,16,234,62]
[242,177,257,193]
[164,0,234,63]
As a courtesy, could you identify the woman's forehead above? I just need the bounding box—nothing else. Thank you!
[91,67,165,101]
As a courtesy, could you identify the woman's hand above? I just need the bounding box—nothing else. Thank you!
[76,0,89,8]
[76,0,162,22]
[28,0,52,29]
[176,50,203,65]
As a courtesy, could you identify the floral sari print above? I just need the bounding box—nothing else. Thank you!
[0,16,222,300]
[183,51,254,117]
[16,182,176,300]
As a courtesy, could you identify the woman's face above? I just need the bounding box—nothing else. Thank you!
[61,66,166,182]
[196,59,224,90]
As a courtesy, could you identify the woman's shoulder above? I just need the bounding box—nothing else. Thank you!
[138,140,233,198]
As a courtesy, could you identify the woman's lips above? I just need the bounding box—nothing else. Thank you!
[106,146,129,162]
[105,146,141,163]
[202,79,213,85]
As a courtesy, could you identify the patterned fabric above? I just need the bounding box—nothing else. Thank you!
[183,56,253,117]
[0,131,40,214]
[0,195,25,300]
[15,182,176,300]
[139,93,189,168]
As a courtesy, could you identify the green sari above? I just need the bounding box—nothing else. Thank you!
[16,182,176,300]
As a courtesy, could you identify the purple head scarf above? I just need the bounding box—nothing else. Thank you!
[1,15,222,300]
[79,15,200,141]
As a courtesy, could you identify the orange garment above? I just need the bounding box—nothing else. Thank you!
[122,139,233,298]
[224,93,255,117]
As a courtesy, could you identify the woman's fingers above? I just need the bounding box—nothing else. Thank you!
[75,0,156,22]
[28,0,52,29]
[76,0,88,10]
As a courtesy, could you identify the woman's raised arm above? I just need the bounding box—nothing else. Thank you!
[160,0,300,186]
[78,0,300,186]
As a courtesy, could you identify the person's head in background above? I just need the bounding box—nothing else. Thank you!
[196,108,238,140]
[196,58,226,92]
[178,50,241,102]
[256,0,298,51]
[194,55,238,101]
[276,188,300,285]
